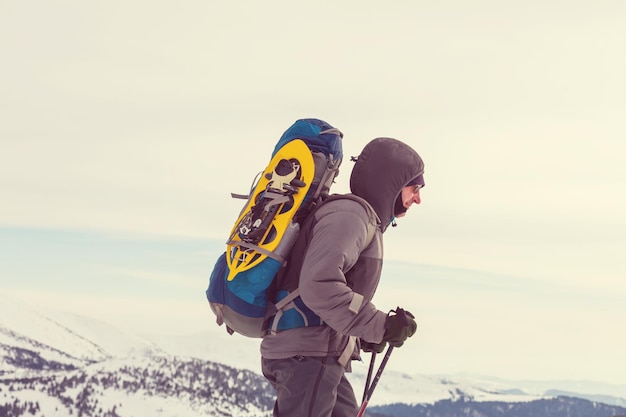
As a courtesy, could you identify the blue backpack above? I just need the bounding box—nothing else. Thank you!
[206,119,343,337]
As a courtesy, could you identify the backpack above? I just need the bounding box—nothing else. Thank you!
[206,118,343,337]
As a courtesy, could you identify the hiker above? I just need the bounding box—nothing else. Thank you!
[261,137,424,417]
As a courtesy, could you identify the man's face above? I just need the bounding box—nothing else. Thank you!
[394,184,422,218]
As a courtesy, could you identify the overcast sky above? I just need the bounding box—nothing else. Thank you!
[1,1,625,385]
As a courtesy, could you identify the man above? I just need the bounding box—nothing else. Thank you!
[261,137,424,417]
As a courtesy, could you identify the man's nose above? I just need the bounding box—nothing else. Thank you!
[413,190,421,205]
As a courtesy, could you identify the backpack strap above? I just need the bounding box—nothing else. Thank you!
[310,154,342,200]
[318,194,378,366]
[323,194,380,240]
[338,336,357,367]
[265,288,302,335]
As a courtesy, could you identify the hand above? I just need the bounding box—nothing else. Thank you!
[382,307,417,348]
[360,338,386,354]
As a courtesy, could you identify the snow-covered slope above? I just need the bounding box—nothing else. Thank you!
[0,293,162,375]
[146,329,626,407]
[146,331,549,404]
[1,354,273,417]
[2,292,625,413]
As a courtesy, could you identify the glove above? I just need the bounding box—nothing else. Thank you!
[360,338,386,354]
[382,307,417,348]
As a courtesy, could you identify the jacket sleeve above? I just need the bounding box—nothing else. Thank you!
[298,201,388,343]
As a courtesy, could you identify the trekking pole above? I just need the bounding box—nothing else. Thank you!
[356,345,394,417]
[357,307,411,417]
[362,351,376,404]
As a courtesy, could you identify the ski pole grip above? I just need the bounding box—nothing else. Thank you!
[395,306,408,326]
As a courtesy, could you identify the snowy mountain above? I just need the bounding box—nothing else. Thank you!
[1,354,273,417]
[146,330,626,408]
[1,293,625,417]
[0,294,162,374]
[368,397,626,417]
[0,294,272,417]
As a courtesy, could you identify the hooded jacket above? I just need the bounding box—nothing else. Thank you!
[260,137,424,363]
[351,137,425,230]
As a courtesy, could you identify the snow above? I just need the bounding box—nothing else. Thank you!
[1,383,271,417]
[1,389,69,417]
[347,366,548,405]
[144,330,263,373]
[1,291,625,413]
[0,293,161,364]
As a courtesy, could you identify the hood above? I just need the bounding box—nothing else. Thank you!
[349,138,424,232]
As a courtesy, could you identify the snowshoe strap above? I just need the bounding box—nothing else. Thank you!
[226,239,287,265]
[231,171,264,200]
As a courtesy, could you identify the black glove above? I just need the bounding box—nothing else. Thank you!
[360,338,386,354]
[382,307,417,348]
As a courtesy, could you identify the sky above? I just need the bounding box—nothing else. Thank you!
[1,1,625,385]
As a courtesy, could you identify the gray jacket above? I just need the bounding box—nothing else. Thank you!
[260,138,424,363]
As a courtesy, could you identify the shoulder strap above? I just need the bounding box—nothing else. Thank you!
[314,194,379,366]
[322,193,379,247]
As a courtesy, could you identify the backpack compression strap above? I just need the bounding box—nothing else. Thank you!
[264,288,302,335]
